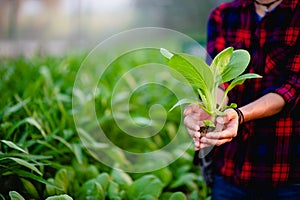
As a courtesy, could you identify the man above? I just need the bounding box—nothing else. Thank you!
[184,0,300,199]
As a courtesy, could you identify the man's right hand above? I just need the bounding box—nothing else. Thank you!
[183,103,212,150]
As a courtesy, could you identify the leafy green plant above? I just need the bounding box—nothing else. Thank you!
[0,52,210,199]
[160,47,262,127]
[127,175,164,200]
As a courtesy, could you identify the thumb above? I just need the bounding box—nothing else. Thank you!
[216,109,237,125]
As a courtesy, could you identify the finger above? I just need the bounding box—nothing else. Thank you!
[193,137,201,150]
[200,136,233,147]
[187,112,204,121]
[190,112,208,124]
[184,116,201,131]
[215,120,225,132]
[184,109,211,131]
[199,142,212,149]
[205,126,237,139]
[184,103,210,117]
[187,129,201,138]
[183,103,200,116]
[216,108,238,125]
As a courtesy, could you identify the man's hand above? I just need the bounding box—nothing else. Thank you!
[183,103,212,150]
[199,109,239,148]
[184,104,239,150]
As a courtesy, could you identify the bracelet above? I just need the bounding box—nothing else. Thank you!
[233,108,245,125]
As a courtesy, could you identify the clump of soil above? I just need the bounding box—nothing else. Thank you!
[199,126,215,137]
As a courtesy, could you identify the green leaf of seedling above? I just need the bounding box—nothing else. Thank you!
[226,73,262,93]
[161,49,213,91]
[197,89,213,114]
[221,49,251,83]
[169,98,197,112]
[198,104,213,116]
[222,103,237,111]
[203,120,215,128]
[210,47,233,80]
[228,102,237,108]
[215,109,226,116]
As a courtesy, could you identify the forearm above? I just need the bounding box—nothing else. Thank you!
[239,92,286,123]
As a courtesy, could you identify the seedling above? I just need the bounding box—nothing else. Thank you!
[160,47,262,127]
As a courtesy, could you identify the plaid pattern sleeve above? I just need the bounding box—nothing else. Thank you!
[273,39,300,112]
[206,0,300,188]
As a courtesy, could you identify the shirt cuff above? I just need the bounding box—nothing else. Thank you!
[274,83,298,112]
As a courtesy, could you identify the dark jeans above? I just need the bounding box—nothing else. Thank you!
[212,175,300,200]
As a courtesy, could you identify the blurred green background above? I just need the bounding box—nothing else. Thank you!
[0,0,230,57]
[0,1,230,199]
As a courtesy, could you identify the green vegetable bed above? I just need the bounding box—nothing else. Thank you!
[0,52,210,200]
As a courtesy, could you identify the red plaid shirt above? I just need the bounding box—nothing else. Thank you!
[207,0,300,187]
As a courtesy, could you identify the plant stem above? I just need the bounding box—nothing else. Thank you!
[218,90,229,111]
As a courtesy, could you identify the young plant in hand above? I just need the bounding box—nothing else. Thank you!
[160,47,262,129]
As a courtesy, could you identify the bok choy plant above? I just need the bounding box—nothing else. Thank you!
[160,47,262,128]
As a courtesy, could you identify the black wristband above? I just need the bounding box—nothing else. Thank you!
[233,108,244,125]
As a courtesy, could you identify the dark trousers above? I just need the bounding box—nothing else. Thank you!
[212,175,300,200]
